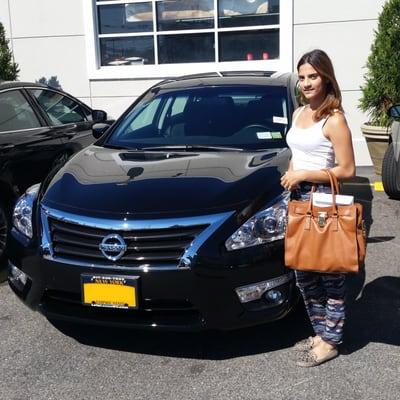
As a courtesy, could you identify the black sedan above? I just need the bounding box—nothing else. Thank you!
[0,81,110,262]
[8,72,298,330]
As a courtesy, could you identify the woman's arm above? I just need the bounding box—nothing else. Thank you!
[280,112,355,190]
[325,112,356,179]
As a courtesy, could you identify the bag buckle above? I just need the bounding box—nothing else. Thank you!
[317,212,328,227]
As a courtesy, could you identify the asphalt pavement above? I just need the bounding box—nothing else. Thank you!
[0,167,399,400]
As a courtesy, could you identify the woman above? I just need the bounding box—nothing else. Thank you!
[281,49,355,367]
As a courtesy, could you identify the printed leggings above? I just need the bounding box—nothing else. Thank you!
[295,270,346,346]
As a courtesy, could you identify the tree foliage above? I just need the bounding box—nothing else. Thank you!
[359,0,400,126]
[36,76,62,90]
[0,22,19,81]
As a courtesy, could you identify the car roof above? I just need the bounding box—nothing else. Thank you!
[0,80,50,90]
[155,71,297,91]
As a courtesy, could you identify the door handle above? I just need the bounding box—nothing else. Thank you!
[0,143,15,150]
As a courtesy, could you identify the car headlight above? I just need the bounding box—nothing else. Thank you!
[225,191,290,251]
[13,183,40,238]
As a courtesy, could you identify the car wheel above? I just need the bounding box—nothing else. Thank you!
[0,201,9,261]
[382,142,400,199]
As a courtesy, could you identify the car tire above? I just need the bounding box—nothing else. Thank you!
[0,200,10,263]
[382,142,400,199]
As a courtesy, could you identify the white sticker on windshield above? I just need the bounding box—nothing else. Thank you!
[257,131,272,139]
[273,116,288,125]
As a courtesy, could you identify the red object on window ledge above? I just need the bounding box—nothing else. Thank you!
[246,53,254,61]
[262,52,269,60]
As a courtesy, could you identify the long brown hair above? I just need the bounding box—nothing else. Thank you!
[297,49,343,121]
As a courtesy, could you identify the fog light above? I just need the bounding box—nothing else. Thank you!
[235,273,293,304]
[8,262,28,291]
[265,289,283,303]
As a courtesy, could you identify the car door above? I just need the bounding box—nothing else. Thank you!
[27,88,96,154]
[0,88,65,195]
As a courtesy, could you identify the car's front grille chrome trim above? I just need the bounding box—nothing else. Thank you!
[40,205,233,270]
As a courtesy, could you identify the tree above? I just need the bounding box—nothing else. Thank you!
[359,0,400,126]
[36,76,62,90]
[0,22,19,81]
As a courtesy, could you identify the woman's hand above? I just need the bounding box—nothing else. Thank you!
[280,170,305,191]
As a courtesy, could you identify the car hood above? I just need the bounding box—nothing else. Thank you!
[42,145,290,217]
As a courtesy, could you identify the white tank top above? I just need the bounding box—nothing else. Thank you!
[286,106,335,171]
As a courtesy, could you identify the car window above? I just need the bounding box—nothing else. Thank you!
[127,97,162,132]
[0,90,41,132]
[107,86,289,150]
[29,89,87,125]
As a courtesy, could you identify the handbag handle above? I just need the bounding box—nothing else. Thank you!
[306,169,339,215]
[322,169,340,194]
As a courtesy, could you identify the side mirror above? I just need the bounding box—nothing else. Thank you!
[92,109,107,122]
[388,105,400,119]
[92,123,110,139]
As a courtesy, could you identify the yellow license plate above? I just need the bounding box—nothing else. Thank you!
[81,274,138,309]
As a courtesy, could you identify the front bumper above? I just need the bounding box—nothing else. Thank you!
[8,229,296,331]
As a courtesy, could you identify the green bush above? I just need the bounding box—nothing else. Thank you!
[0,22,19,81]
[359,0,400,126]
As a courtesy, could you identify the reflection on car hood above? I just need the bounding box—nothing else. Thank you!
[43,145,290,217]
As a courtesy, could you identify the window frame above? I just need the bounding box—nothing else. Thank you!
[84,0,293,79]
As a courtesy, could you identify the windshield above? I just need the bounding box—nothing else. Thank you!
[106,86,290,150]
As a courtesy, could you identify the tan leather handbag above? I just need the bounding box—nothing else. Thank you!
[284,170,366,273]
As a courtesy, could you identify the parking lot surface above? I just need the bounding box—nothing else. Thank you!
[0,168,399,400]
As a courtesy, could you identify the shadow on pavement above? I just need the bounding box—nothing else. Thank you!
[49,303,314,360]
[342,276,400,353]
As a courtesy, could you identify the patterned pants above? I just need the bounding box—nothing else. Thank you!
[295,270,346,346]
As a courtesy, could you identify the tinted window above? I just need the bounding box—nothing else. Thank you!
[98,2,153,34]
[30,89,87,125]
[107,86,289,150]
[0,90,41,132]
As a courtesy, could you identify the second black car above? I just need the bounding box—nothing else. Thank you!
[0,81,110,261]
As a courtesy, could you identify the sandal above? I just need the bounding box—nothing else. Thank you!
[292,336,317,352]
[296,347,338,367]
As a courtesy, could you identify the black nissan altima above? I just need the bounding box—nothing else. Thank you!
[8,71,299,330]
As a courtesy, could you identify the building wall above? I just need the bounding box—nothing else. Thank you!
[293,0,387,165]
[0,0,91,104]
[0,0,388,165]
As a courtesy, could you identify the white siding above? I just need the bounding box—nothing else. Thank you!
[9,0,84,37]
[0,0,11,38]
[90,80,161,98]
[342,91,373,166]
[90,96,135,119]
[12,36,90,98]
[293,20,377,91]
[293,0,385,165]
[294,0,386,24]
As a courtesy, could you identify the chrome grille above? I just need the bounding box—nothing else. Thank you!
[48,218,208,266]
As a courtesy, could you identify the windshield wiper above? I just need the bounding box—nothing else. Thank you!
[141,145,244,152]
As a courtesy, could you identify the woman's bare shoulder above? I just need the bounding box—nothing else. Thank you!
[324,110,350,139]
[292,106,304,119]
[326,110,347,126]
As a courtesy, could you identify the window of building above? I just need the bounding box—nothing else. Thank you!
[95,0,280,65]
